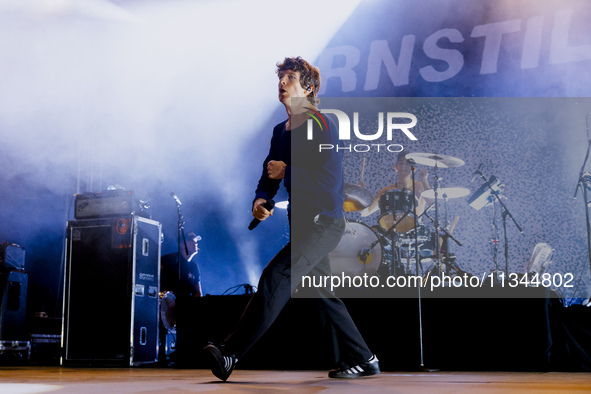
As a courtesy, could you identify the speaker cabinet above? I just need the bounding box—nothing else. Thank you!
[62,216,161,366]
[0,270,28,341]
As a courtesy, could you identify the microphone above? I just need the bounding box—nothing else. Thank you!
[470,163,484,182]
[171,192,182,205]
[249,199,275,230]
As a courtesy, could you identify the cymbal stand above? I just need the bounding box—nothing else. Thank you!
[431,164,444,277]
[440,192,450,273]
[391,232,405,277]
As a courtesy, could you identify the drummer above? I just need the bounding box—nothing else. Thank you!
[360,150,432,218]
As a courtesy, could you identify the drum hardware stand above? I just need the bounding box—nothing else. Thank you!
[373,187,416,276]
[407,158,424,276]
[387,209,413,276]
[490,200,501,282]
[421,210,463,275]
[438,195,464,273]
[363,210,412,277]
[430,163,445,278]
[475,172,523,278]
[390,232,405,277]
[439,190,452,275]
[437,231,465,276]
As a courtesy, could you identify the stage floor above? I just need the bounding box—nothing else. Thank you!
[0,368,590,393]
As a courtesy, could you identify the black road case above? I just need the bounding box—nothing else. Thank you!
[62,215,161,366]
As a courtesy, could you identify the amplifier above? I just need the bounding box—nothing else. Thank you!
[74,190,151,219]
[0,243,25,271]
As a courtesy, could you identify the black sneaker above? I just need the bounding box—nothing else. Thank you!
[203,344,237,381]
[328,355,380,378]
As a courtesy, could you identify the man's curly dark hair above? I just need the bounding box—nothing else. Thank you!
[276,56,320,104]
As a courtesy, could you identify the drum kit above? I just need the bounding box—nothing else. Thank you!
[330,152,471,279]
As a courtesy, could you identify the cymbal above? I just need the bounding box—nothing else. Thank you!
[421,187,470,200]
[405,153,465,168]
[343,183,373,212]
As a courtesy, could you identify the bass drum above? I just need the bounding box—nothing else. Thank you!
[329,221,383,277]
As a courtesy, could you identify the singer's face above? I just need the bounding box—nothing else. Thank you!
[278,70,307,105]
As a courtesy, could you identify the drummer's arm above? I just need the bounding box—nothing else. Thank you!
[416,170,434,217]
[360,196,380,217]
[360,187,389,217]
[419,169,431,191]
[415,182,427,217]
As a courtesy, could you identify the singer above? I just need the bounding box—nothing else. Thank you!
[204,56,379,380]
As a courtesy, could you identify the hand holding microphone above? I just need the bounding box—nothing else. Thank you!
[249,199,275,230]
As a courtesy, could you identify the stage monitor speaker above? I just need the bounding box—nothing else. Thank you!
[62,215,161,366]
[0,270,28,341]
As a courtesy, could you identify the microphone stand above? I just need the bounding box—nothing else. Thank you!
[172,194,188,297]
[408,159,423,276]
[476,173,523,277]
[408,158,429,371]
[492,200,500,281]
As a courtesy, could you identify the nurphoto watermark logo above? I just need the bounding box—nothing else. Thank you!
[303,99,418,153]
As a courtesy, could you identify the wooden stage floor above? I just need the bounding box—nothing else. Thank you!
[0,367,590,393]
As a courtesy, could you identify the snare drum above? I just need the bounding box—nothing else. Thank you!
[329,221,383,277]
[378,189,415,233]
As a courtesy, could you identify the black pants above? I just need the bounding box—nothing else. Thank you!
[224,215,373,367]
